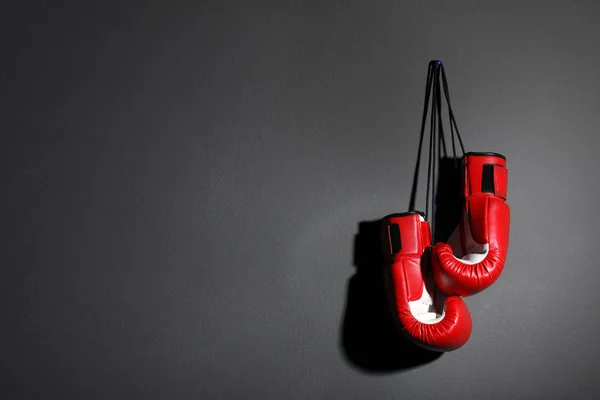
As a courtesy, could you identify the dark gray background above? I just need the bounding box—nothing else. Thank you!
[2,0,599,399]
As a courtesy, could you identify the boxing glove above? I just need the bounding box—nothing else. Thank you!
[381,212,472,352]
[432,152,510,296]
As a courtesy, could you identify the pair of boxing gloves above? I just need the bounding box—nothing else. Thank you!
[380,152,510,352]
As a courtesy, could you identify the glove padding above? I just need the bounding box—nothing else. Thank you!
[432,152,510,296]
[381,212,472,352]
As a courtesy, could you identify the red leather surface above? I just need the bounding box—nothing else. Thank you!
[463,154,507,198]
[382,214,427,302]
[433,153,510,296]
[381,213,472,352]
[395,294,472,352]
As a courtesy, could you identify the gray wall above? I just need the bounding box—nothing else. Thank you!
[2,1,599,399]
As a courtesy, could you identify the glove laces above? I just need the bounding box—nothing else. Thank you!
[408,60,465,236]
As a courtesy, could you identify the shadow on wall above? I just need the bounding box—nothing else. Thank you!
[432,157,464,244]
[340,157,463,373]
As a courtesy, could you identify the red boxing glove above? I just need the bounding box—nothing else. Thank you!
[432,152,510,296]
[381,212,472,352]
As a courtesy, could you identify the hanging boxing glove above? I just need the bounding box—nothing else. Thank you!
[432,152,510,296]
[381,212,472,352]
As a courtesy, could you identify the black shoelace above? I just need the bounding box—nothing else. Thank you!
[409,60,465,233]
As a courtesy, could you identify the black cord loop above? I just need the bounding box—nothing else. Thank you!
[409,60,465,224]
